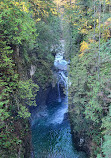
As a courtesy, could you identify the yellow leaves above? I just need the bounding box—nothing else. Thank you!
[96,19,99,24]
[79,41,89,57]
[88,26,92,28]
[43,10,49,17]
[31,1,54,18]
[12,1,29,13]
[50,8,58,15]
[0,1,4,9]
[22,2,29,13]
[36,18,41,22]
[103,17,111,40]
[0,1,9,9]
[107,18,111,22]
[14,2,19,5]
[80,41,89,52]
[79,52,84,57]
[0,1,3,5]
[106,0,110,4]
[103,29,111,40]
[0,1,29,13]
[81,29,88,34]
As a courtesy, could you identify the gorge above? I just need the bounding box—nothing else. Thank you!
[30,40,87,158]
[1,1,110,157]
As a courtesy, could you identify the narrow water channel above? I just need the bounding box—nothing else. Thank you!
[31,40,87,158]
[31,94,86,158]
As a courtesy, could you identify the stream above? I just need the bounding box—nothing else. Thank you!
[31,40,87,158]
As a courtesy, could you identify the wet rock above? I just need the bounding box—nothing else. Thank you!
[70,129,91,157]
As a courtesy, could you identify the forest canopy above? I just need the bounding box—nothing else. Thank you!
[0,0,111,158]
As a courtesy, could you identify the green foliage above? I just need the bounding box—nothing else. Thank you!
[18,105,31,118]
[0,0,37,45]
[102,135,111,158]
[64,0,111,157]
[18,80,38,106]
[30,14,61,88]
[0,0,61,156]
[0,40,38,156]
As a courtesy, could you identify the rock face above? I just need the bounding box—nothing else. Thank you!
[68,109,91,157]
[71,130,91,157]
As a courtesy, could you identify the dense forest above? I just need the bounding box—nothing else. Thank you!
[0,0,111,158]
[62,0,111,157]
[0,0,61,157]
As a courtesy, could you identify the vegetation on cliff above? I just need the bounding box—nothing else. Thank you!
[0,0,111,157]
[61,0,111,157]
[0,0,60,157]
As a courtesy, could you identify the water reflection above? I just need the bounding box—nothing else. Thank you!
[31,97,86,158]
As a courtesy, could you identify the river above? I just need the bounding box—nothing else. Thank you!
[31,40,87,158]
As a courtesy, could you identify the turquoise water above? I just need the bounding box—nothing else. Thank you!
[31,97,87,158]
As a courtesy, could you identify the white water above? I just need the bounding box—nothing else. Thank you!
[54,40,67,71]
[51,40,68,124]
[49,97,68,124]
[31,39,87,158]
[30,65,36,77]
